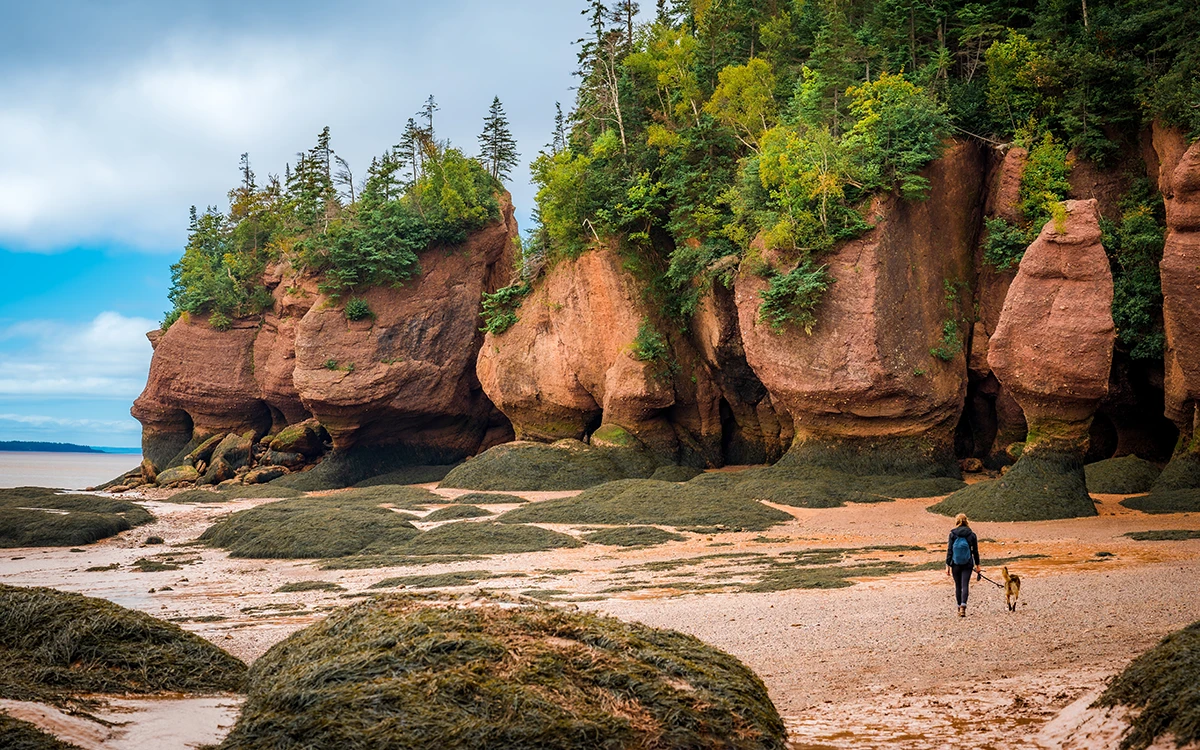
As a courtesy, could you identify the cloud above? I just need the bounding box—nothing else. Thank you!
[0,311,156,397]
[0,3,585,251]
[0,413,140,433]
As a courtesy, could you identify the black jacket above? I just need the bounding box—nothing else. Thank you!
[946,526,980,567]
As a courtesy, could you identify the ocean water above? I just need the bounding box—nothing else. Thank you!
[0,452,142,490]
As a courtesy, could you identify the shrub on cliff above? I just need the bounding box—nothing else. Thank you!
[217,594,787,750]
[0,584,246,705]
[0,487,153,548]
[1094,620,1200,750]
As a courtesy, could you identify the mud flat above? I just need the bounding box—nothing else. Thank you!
[1,478,1198,749]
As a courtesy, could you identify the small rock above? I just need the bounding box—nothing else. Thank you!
[960,458,984,473]
[145,536,165,545]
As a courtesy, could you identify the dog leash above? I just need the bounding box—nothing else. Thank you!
[976,571,1004,588]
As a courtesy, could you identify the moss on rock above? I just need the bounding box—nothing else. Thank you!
[216,594,786,750]
[1094,620,1200,750]
[0,584,246,704]
[1085,455,1162,494]
[929,449,1098,521]
[0,488,153,548]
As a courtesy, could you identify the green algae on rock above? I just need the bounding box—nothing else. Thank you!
[217,594,786,750]
[1085,455,1162,494]
[929,449,1098,521]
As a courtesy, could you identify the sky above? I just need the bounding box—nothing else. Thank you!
[0,0,599,448]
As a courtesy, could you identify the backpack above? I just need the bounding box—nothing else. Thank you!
[952,535,973,565]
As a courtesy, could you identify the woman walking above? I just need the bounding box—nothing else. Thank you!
[946,513,981,617]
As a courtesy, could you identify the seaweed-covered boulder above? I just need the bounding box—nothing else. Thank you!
[156,464,200,487]
[268,418,326,457]
[201,432,255,485]
[0,488,153,547]
[1092,620,1200,750]
[939,200,1114,521]
[217,595,786,750]
[0,583,246,703]
[440,439,664,492]
[1085,455,1162,495]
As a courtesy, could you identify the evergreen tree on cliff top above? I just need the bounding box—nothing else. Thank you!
[478,96,520,183]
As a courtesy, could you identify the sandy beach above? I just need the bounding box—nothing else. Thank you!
[2,481,1198,749]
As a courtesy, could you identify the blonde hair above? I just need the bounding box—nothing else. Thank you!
[955,513,969,527]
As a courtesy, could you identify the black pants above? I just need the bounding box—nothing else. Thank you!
[951,563,974,606]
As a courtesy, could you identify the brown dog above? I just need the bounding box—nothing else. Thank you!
[1002,566,1021,611]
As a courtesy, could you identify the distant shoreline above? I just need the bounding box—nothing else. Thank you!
[0,441,140,455]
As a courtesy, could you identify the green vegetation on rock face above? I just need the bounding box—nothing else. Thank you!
[1095,620,1200,750]
[1085,455,1162,494]
[0,584,246,705]
[165,110,502,325]
[0,488,153,548]
[217,594,786,750]
[440,441,665,492]
[525,0,1193,330]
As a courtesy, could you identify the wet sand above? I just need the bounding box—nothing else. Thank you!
[2,484,1198,749]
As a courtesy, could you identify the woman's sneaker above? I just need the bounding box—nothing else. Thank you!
[958,605,966,617]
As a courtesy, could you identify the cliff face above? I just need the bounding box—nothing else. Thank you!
[133,133,1194,487]
[734,140,984,471]
[133,197,518,474]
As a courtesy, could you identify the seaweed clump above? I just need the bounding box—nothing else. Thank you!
[0,487,153,548]
[217,594,786,750]
[929,450,1098,521]
[1085,456,1162,494]
[582,526,686,547]
[1121,490,1200,514]
[0,584,246,704]
[499,479,793,531]
[422,504,494,521]
[439,440,665,491]
[0,713,83,750]
[1124,530,1200,541]
[199,493,425,559]
[1094,620,1200,750]
[400,522,582,555]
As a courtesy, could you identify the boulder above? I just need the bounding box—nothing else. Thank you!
[184,434,224,467]
[938,199,1114,520]
[261,449,306,469]
[243,466,287,485]
[735,140,984,475]
[268,418,326,457]
[139,457,158,484]
[201,432,255,485]
[156,465,200,487]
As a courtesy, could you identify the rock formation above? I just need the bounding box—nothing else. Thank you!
[733,140,985,476]
[934,199,1114,520]
[1153,127,1200,496]
[476,242,787,469]
[131,197,519,489]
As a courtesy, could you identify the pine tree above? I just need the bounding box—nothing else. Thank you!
[478,96,520,182]
[610,1,639,49]
[398,118,421,183]
[550,102,568,154]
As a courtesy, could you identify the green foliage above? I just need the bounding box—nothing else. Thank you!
[930,319,962,362]
[630,318,670,363]
[758,260,833,334]
[982,217,1030,271]
[166,126,501,323]
[208,311,231,331]
[480,282,530,335]
[344,297,372,321]
[1019,132,1072,228]
[1103,192,1167,360]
